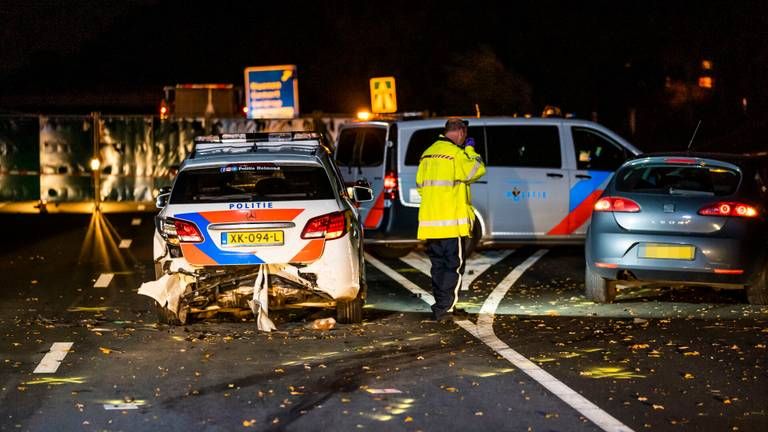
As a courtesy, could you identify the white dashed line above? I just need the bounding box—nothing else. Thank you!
[33,342,73,373]
[103,403,140,410]
[401,250,512,291]
[93,273,114,288]
[119,239,133,249]
[366,251,635,432]
[131,218,142,226]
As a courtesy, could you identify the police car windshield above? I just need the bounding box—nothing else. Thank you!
[169,163,335,203]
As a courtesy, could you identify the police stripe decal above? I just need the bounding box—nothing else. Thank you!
[547,171,612,235]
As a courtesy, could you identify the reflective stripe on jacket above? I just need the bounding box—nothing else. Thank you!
[416,136,486,239]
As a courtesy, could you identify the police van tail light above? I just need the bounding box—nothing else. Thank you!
[301,211,349,240]
[698,202,758,218]
[164,218,204,243]
[594,196,641,213]
[384,172,398,201]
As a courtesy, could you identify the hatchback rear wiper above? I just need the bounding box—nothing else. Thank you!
[668,188,714,196]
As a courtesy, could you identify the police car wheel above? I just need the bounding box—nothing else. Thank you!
[585,265,617,303]
[336,277,365,324]
[370,245,414,259]
[152,300,181,325]
[746,259,768,305]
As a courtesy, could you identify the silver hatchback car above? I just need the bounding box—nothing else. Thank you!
[585,153,768,304]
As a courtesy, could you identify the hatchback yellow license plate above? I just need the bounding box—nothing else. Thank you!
[221,231,284,246]
[638,243,695,260]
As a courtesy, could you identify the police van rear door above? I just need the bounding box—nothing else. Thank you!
[335,123,389,230]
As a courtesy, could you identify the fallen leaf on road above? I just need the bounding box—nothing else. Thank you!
[404,416,413,423]
[652,404,665,410]
[683,351,700,356]
[683,373,695,379]
[629,343,649,350]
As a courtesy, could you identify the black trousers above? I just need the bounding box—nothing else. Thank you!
[425,237,467,319]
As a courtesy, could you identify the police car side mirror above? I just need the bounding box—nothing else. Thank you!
[156,193,170,209]
[158,186,172,195]
[352,186,374,202]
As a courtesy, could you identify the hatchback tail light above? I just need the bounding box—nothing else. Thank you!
[168,218,204,242]
[698,202,758,218]
[593,196,641,213]
[301,211,349,240]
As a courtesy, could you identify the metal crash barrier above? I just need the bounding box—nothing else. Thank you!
[0,114,351,212]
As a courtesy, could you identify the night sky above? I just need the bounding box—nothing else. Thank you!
[2,0,768,152]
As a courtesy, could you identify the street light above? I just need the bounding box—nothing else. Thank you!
[89,158,101,171]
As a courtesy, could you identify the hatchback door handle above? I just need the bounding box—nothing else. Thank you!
[474,180,488,184]
[546,173,564,178]
[575,174,592,179]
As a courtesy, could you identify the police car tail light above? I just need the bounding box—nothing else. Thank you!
[171,218,204,243]
[384,172,398,200]
[698,201,758,218]
[593,197,641,213]
[301,211,349,240]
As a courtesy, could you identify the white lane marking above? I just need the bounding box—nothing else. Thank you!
[401,250,513,291]
[103,403,140,410]
[119,239,133,249]
[93,273,114,288]
[366,388,403,394]
[131,218,142,226]
[33,342,74,373]
[366,251,635,432]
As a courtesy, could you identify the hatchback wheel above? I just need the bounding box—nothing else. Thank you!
[585,265,617,303]
[746,261,768,305]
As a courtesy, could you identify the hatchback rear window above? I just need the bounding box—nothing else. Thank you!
[615,164,741,196]
[170,164,335,203]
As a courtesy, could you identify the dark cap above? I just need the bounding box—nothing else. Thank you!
[444,117,469,132]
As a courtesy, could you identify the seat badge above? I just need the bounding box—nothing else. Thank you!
[663,203,675,213]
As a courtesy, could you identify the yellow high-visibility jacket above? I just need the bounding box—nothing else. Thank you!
[416,135,486,239]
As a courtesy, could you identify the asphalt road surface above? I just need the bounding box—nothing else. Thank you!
[0,212,766,431]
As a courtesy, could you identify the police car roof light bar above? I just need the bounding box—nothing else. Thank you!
[191,132,324,158]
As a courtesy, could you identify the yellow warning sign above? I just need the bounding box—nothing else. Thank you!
[369,76,397,113]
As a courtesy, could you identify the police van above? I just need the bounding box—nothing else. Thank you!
[334,117,641,257]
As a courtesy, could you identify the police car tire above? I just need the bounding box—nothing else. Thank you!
[370,245,414,259]
[585,265,617,303]
[746,260,768,305]
[152,300,181,325]
[336,297,363,324]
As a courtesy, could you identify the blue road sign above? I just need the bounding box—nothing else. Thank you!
[244,65,299,119]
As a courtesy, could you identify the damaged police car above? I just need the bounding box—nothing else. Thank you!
[140,132,373,329]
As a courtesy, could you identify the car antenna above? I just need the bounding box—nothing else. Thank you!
[687,120,702,153]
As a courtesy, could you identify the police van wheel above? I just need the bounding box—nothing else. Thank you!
[370,245,413,259]
[465,222,483,258]
[585,265,617,303]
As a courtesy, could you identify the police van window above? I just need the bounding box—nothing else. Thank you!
[335,129,358,166]
[572,127,627,171]
[405,128,442,165]
[359,128,387,166]
[404,126,486,166]
[169,165,335,203]
[486,126,561,168]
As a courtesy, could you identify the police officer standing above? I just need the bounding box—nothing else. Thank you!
[416,117,486,322]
